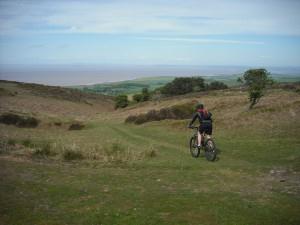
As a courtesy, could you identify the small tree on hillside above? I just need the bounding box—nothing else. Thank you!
[208,81,228,90]
[142,87,150,101]
[238,69,273,109]
[133,93,143,102]
[115,94,129,109]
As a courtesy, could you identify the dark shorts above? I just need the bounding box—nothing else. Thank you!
[199,122,212,135]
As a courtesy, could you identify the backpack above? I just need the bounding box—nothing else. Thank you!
[197,109,212,120]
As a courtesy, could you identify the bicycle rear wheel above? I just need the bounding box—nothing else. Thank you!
[189,136,200,158]
[204,138,216,161]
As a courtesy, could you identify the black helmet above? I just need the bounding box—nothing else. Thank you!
[195,103,204,110]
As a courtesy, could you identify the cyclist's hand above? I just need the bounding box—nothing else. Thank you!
[188,125,192,128]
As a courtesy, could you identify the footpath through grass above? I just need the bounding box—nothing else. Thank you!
[0,119,300,225]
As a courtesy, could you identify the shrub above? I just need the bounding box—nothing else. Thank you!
[54,122,62,126]
[69,122,85,130]
[133,93,143,102]
[134,114,148,125]
[33,142,52,157]
[22,138,34,148]
[125,115,138,123]
[8,138,16,146]
[63,149,84,160]
[115,95,129,109]
[0,113,39,128]
[141,88,150,101]
[125,102,194,124]
[207,81,228,90]
[171,103,194,119]
[146,149,157,158]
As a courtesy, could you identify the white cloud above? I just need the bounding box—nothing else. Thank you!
[0,0,300,35]
[138,37,264,45]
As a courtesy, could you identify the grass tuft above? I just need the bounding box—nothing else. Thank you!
[32,142,53,157]
[7,138,16,146]
[22,138,34,148]
[68,122,85,130]
[63,144,84,160]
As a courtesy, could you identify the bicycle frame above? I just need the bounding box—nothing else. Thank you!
[190,126,209,146]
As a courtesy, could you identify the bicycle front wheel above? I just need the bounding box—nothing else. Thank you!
[204,138,216,161]
[189,136,200,158]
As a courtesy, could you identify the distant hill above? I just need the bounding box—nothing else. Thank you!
[72,74,300,96]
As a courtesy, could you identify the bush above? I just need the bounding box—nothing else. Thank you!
[0,113,39,128]
[160,77,205,96]
[145,149,157,158]
[115,95,129,109]
[63,149,84,160]
[207,81,228,90]
[133,93,143,102]
[125,115,138,123]
[69,122,85,130]
[141,88,150,101]
[33,142,52,157]
[54,122,62,126]
[134,114,148,125]
[125,102,194,124]
[22,138,34,148]
[8,138,16,146]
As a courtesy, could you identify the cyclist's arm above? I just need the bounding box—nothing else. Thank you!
[189,112,199,127]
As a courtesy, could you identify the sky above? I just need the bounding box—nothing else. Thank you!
[0,0,300,67]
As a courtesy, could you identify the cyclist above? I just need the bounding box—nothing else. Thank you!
[188,103,212,148]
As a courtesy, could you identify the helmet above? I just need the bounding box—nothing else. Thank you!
[195,103,204,110]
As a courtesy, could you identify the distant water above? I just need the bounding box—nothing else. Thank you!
[0,64,299,86]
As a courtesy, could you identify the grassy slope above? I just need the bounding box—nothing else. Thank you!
[0,82,300,225]
[0,80,114,120]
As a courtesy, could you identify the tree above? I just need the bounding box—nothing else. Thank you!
[115,94,129,109]
[208,81,228,90]
[161,77,205,96]
[133,93,143,102]
[141,87,150,101]
[238,69,273,109]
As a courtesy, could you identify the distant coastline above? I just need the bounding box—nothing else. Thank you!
[1,64,300,86]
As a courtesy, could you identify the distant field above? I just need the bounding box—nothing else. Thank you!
[72,76,176,96]
[72,74,300,96]
[0,81,300,225]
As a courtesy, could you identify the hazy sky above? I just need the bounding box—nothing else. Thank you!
[0,0,300,67]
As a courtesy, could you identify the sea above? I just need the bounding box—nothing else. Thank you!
[0,64,299,86]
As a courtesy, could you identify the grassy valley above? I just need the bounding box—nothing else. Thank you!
[0,80,300,225]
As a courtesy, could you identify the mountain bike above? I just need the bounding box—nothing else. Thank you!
[189,126,217,161]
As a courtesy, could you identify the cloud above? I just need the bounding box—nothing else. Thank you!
[0,0,300,36]
[138,37,264,45]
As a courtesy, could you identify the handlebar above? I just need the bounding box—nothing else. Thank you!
[189,126,198,129]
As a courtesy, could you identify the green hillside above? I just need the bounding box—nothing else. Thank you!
[0,81,300,225]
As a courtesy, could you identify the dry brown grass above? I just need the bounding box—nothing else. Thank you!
[0,81,114,121]
[118,88,300,135]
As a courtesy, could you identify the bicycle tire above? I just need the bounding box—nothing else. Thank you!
[204,138,216,161]
[189,136,200,158]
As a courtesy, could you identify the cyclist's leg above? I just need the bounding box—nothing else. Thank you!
[197,131,202,147]
[198,126,204,147]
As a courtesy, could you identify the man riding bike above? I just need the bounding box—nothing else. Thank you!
[188,103,213,148]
